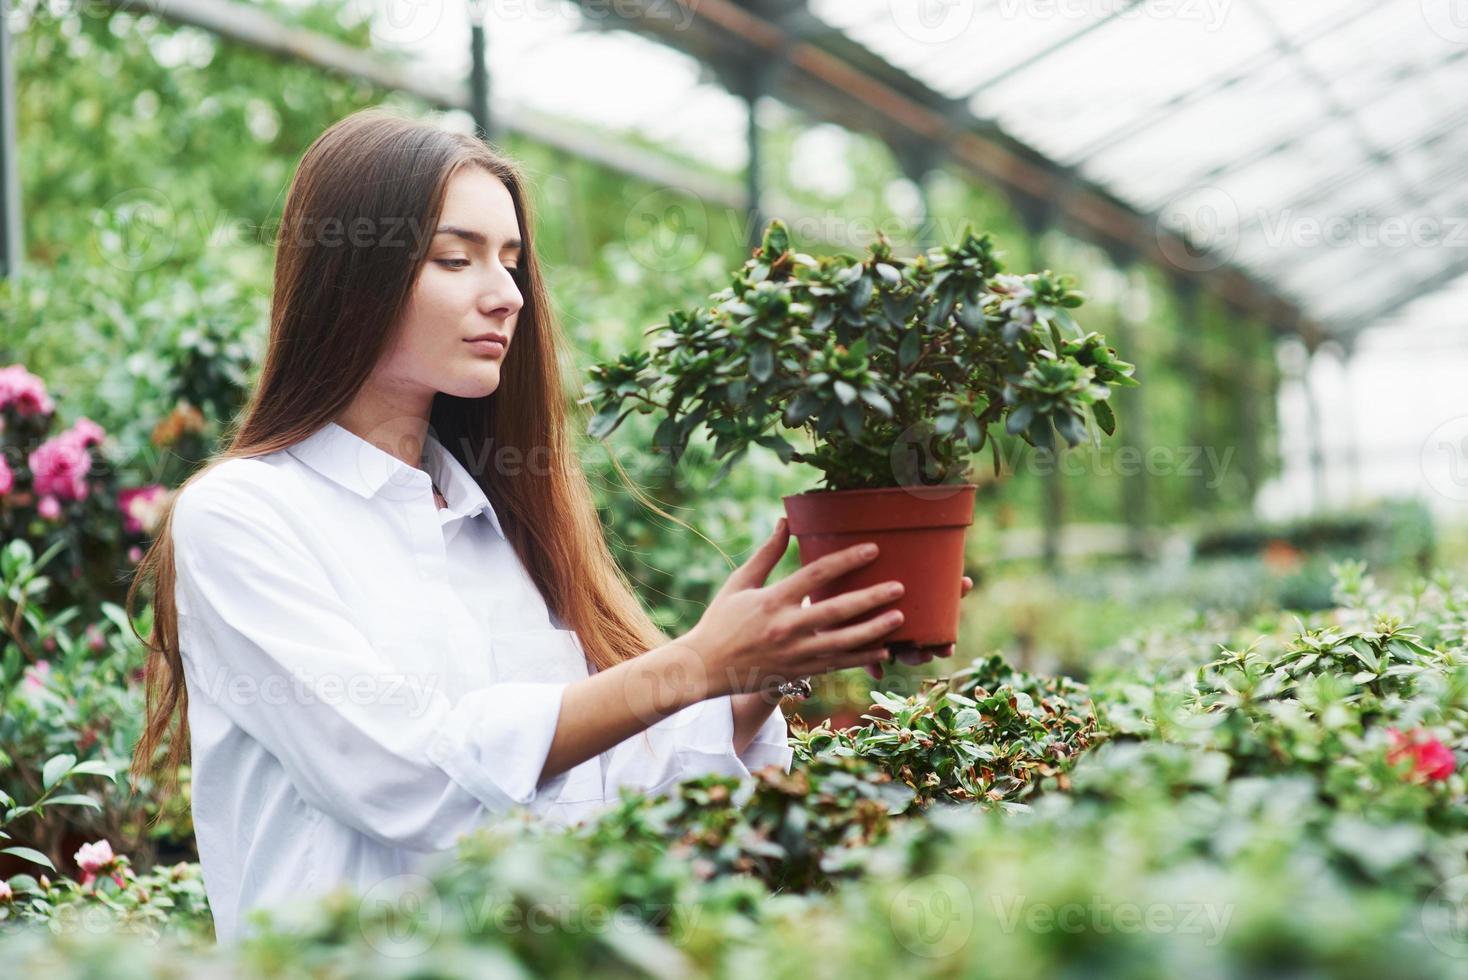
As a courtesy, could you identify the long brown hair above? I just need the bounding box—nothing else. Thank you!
[128,107,680,795]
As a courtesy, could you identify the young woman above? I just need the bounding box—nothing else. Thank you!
[127,107,955,942]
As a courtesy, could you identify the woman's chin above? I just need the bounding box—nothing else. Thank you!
[440,364,500,399]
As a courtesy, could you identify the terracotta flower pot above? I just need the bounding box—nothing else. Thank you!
[782,484,977,652]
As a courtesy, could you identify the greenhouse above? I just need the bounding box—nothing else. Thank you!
[2,0,1467,975]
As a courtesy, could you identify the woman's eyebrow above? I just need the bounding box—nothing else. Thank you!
[434,226,522,250]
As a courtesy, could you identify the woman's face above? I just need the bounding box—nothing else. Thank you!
[381,166,525,400]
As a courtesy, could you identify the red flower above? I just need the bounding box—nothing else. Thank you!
[1387,727,1456,782]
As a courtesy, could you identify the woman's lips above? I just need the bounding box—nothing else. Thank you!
[466,339,506,357]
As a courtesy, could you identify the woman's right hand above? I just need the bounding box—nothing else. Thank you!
[681,516,905,698]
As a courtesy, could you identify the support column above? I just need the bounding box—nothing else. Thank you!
[1233,305,1263,503]
[1014,196,1063,571]
[1174,276,1210,513]
[0,5,20,279]
[734,63,770,255]
[1330,337,1363,504]
[1294,337,1328,513]
[892,141,941,250]
[468,6,493,143]
[1108,248,1149,558]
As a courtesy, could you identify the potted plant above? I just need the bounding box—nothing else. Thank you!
[579,219,1136,655]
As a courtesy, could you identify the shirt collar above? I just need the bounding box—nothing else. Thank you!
[286,421,506,539]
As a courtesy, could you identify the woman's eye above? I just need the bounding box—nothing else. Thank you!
[436,258,470,270]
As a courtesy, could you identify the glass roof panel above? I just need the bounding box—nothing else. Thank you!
[803,0,1468,335]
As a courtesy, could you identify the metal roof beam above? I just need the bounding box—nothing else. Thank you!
[1333,250,1468,336]
[1234,102,1468,239]
[1061,0,1381,164]
[1257,160,1468,281]
[98,0,878,245]
[1178,46,1467,188]
[964,0,1144,100]
[1243,0,1417,207]
[568,0,1318,338]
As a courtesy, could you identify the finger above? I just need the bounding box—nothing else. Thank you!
[794,608,904,659]
[864,661,883,680]
[895,648,932,666]
[725,517,791,592]
[820,645,890,674]
[961,575,973,597]
[771,540,881,604]
[798,579,904,632]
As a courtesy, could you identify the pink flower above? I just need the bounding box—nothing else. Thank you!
[74,840,117,888]
[0,880,11,902]
[127,545,143,563]
[85,624,105,652]
[1387,727,1456,782]
[0,365,54,416]
[0,456,12,496]
[29,433,91,502]
[118,484,167,535]
[36,495,60,520]
[75,839,113,873]
[69,417,105,448]
[22,659,50,690]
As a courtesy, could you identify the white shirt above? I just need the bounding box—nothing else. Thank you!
[171,420,791,943]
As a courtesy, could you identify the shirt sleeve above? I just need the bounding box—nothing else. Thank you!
[171,469,572,853]
[733,698,794,774]
[601,692,793,801]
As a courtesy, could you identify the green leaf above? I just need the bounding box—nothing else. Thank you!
[963,415,983,450]
[750,344,774,383]
[6,874,39,894]
[898,330,922,370]
[1093,399,1116,436]
[833,380,857,405]
[100,602,132,639]
[708,446,749,489]
[882,292,917,327]
[41,794,102,811]
[1,846,54,871]
[875,262,900,285]
[859,389,894,418]
[783,390,823,427]
[1055,412,1087,446]
[68,760,117,781]
[42,753,76,791]
[755,434,798,463]
[871,691,909,713]
[957,299,985,331]
[587,405,626,440]
[1005,403,1035,436]
[760,220,790,257]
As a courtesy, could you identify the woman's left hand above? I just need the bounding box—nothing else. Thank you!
[864,575,972,680]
